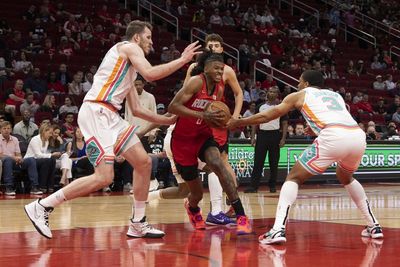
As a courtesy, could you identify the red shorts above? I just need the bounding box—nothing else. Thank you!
[211,128,228,146]
[171,132,216,167]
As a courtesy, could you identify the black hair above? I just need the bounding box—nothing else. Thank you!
[301,70,324,88]
[190,50,224,76]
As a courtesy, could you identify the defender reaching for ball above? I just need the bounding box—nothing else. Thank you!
[228,70,383,244]
[168,51,251,234]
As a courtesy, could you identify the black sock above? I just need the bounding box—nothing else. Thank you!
[231,198,245,216]
[189,205,200,214]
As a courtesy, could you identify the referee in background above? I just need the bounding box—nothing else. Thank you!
[244,86,288,193]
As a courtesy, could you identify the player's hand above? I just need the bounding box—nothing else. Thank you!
[226,117,242,130]
[203,109,226,127]
[180,41,202,63]
[163,114,177,125]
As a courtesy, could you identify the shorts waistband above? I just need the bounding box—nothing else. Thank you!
[84,100,118,113]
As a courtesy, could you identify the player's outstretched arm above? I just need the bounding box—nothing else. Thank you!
[126,88,176,125]
[227,91,302,129]
[135,113,175,138]
[123,41,201,82]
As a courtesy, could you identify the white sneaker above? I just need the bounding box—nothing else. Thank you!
[259,228,286,245]
[24,199,54,239]
[361,224,384,239]
[127,217,165,238]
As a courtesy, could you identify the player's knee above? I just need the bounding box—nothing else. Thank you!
[137,155,152,171]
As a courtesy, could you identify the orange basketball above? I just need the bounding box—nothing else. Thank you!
[204,100,231,128]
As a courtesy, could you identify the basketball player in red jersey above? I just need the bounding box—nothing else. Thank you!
[168,51,251,234]
[184,34,243,221]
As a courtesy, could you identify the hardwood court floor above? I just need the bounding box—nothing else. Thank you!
[0,184,399,267]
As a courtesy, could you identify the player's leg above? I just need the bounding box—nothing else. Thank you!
[202,142,251,234]
[122,139,165,238]
[177,164,206,230]
[259,142,318,244]
[24,159,115,239]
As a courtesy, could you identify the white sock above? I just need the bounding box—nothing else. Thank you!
[345,179,379,226]
[208,172,223,215]
[273,181,298,230]
[132,200,146,222]
[40,189,67,208]
[147,190,163,202]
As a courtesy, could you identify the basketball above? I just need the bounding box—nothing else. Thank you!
[204,100,231,128]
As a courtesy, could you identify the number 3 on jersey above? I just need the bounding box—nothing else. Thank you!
[321,96,343,111]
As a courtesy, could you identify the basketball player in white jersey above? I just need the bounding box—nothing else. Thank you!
[24,20,201,239]
[146,34,243,225]
[228,70,383,244]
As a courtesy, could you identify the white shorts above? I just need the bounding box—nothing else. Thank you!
[298,126,366,175]
[78,102,140,167]
[164,129,207,184]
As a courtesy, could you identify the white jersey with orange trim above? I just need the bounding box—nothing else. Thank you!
[84,41,137,110]
[300,87,358,135]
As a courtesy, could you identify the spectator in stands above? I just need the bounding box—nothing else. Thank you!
[58,34,80,57]
[43,38,56,59]
[223,10,235,26]
[321,65,331,79]
[160,46,172,63]
[114,154,134,192]
[353,91,363,104]
[250,81,262,102]
[330,65,339,79]
[82,72,93,93]
[391,81,400,97]
[356,94,374,115]
[255,90,267,106]
[384,74,396,90]
[226,58,239,75]
[358,122,366,132]
[13,110,38,141]
[382,121,399,140]
[356,60,366,76]
[47,71,65,93]
[97,5,112,22]
[81,25,94,43]
[165,0,177,16]
[56,64,71,86]
[5,79,25,118]
[287,124,295,138]
[0,121,42,195]
[371,56,386,70]
[346,60,357,75]
[68,73,83,95]
[61,112,76,140]
[270,38,284,56]
[12,51,33,74]
[177,1,188,16]
[366,125,379,140]
[156,104,166,115]
[168,43,181,60]
[125,76,156,138]
[22,5,37,21]
[28,18,47,53]
[24,67,47,95]
[39,94,59,122]
[259,41,271,57]
[209,8,223,26]
[240,81,251,103]
[294,123,305,138]
[59,96,78,115]
[20,93,40,117]
[47,124,72,187]
[193,9,206,23]
[392,107,400,123]
[261,74,277,90]
[24,122,58,193]
[373,75,386,90]
[243,102,256,118]
[63,15,80,34]
[67,127,93,177]
[373,97,387,116]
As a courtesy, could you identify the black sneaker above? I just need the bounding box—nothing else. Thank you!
[30,186,43,195]
[5,186,16,196]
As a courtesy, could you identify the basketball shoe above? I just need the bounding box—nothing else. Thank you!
[24,199,54,239]
[184,199,206,230]
[127,216,165,238]
[259,228,286,244]
[206,212,236,226]
[361,224,384,239]
[236,215,252,235]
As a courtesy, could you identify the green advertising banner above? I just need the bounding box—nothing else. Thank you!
[228,143,400,181]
